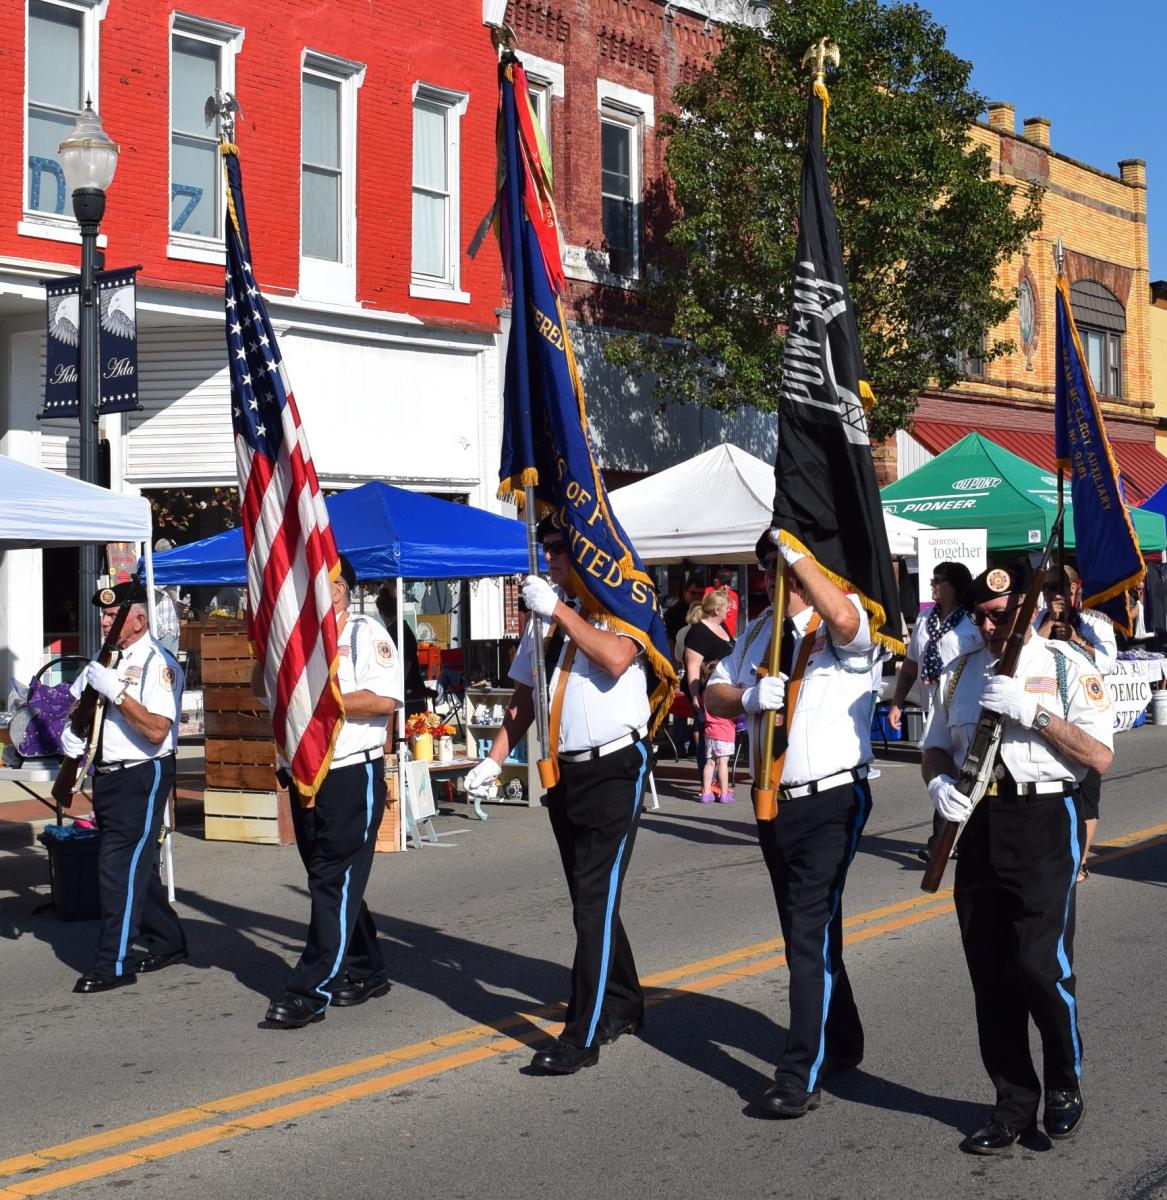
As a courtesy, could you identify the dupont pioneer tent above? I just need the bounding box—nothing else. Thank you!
[609,442,928,563]
[881,433,1166,555]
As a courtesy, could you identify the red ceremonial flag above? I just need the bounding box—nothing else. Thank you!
[220,143,343,796]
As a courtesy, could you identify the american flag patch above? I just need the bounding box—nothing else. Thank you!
[1024,676,1057,695]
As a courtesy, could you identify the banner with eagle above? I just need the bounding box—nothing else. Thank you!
[41,267,141,419]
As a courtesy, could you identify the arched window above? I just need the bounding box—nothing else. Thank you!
[1070,280,1125,397]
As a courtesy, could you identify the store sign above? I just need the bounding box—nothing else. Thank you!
[1107,661,1152,732]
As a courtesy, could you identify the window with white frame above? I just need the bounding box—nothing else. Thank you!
[300,51,364,299]
[411,83,468,301]
[517,53,564,167]
[600,106,640,278]
[25,0,103,228]
[169,14,242,259]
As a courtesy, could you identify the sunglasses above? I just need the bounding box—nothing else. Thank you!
[542,541,568,558]
[970,603,1022,628]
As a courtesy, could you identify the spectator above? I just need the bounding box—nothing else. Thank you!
[375,581,429,718]
[664,575,705,663]
[887,560,980,863]
[683,588,736,803]
[705,568,740,636]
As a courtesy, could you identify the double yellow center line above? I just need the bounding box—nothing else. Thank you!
[2,823,1164,1198]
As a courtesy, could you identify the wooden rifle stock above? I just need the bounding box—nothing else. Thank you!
[920,512,1065,893]
[51,577,142,809]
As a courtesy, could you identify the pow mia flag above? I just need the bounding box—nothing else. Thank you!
[40,266,141,420]
[769,85,903,653]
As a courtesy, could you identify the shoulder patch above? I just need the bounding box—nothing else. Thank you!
[375,640,396,667]
[159,665,177,691]
[1080,675,1107,709]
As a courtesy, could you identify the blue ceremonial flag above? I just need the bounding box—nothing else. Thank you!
[1054,275,1144,634]
[494,54,678,727]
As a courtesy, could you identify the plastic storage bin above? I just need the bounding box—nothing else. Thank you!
[38,825,102,921]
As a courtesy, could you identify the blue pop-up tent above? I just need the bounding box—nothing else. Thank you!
[150,481,529,584]
[1141,480,1167,524]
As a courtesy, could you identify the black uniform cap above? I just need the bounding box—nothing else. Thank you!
[336,553,357,591]
[536,512,563,543]
[964,563,1027,609]
[91,579,148,608]
[754,527,780,563]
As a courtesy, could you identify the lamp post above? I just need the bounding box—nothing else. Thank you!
[59,99,119,658]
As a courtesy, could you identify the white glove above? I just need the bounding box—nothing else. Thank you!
[521,575,559,620]
[768,528,807,568]
[928,773,973,823]
[84,661,123,701]
[741,673,787,714]
[59,726,87,759]
[981,676,1038,729]
[465,758,501,799]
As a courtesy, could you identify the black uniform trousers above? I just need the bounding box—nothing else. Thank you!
[547,738,652,1048]
[954,789,1084,1127]
[91,755,184,978]
[755,778,871,1092]
[285,758,386,1006]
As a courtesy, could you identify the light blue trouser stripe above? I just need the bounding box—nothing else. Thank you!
[584,742,649,1047]
[316,763,376,1004]
[115,760,162,977]
[807,781,870,1091]
[1055,794,1084,1078]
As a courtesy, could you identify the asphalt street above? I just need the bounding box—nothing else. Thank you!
[2,728,1166,1200]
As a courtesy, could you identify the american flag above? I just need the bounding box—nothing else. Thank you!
[221,145,343,797]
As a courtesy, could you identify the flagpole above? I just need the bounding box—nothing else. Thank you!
[1054,238,1067,611]
[753,565,785,821]
[497,49,553,779]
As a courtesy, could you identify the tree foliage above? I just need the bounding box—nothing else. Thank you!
[605,0,1042,439]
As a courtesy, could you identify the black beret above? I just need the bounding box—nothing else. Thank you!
[336,553,357,591]
[964,564,1027,609]
[91,580,147,608]
[535,512,563,543]
[755,527,780,562]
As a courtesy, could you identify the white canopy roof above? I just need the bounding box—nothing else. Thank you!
[609,442,928,565]
[0,453,152,549]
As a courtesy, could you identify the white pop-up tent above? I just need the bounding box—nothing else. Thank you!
[608,443,928,564]
[0,453,152,549]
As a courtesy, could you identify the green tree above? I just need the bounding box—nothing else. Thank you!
[606,0,1042,440]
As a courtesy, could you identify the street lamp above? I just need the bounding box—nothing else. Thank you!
[59,98,119,658]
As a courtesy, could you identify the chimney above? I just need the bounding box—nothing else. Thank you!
[986,102,1015,134]
[1119,158,1147,187]
[1023,116,1051,148]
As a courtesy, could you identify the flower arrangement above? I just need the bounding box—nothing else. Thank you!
[406,712,455,740]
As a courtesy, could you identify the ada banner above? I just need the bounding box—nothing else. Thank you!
[41,267,141,420]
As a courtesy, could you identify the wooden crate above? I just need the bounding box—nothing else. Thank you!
[201,632,279,793]
[204,788,295,845]
[375,764,401,852]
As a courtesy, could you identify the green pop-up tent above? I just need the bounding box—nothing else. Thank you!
[881,432,1166,555]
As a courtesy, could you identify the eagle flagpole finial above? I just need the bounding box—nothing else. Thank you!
[801,38,841,87]
[205,90,243,145]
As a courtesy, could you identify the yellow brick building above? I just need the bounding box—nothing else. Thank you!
[893,102,1167,503]
[1152,281,1167,461]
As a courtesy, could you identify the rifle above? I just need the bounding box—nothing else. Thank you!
[51,574,142,815]
[920,509,1065,894]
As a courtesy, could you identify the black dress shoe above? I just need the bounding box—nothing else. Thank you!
[330,972,392,1008]
[530,1039,599,1074]
[1044,1088,1085,1139]
[264,995,326,1029]
[74,972,137,994]
[758,1080,821,1118]
[960,1118,1037,1155]
[596,1013,644,1045]
[137,947,189,973]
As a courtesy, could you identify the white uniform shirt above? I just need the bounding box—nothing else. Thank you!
[510,597,649,753]
[709,595,882,787]
[922,634,1114,785]
[332,613,403,759]
[1033,606,1118,675]
[99,634,184,763]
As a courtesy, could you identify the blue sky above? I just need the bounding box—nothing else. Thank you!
[916,0,1165,282]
